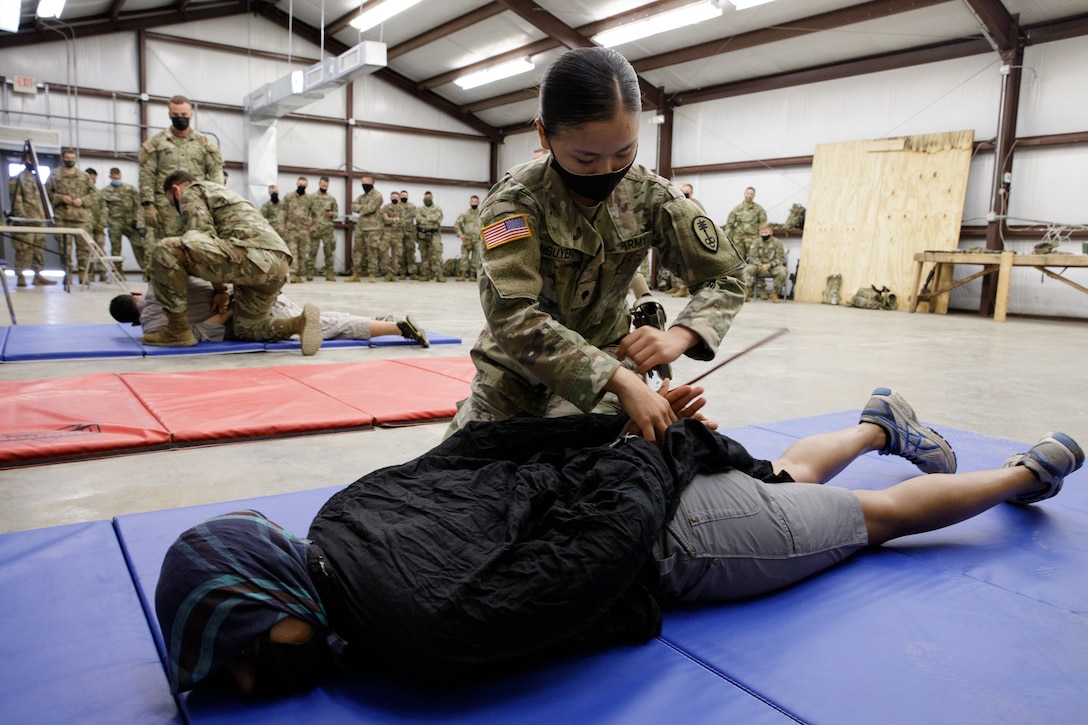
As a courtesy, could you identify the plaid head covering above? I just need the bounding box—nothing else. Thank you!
[154,510,329,694]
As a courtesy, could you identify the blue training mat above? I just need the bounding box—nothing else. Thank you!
[114,488,789,724]
[2,322,144,361]
[0,521,180,724]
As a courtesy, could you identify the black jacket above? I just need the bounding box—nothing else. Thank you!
[307,414,736,679]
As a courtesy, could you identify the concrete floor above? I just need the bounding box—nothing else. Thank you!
[1,271,1084,534]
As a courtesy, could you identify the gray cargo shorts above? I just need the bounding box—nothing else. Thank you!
[655,468,868,602]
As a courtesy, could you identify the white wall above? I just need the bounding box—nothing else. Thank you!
[675,44,1088,317]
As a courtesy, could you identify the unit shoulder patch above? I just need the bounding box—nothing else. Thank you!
[482,214,532,250]
[692,215,719,253]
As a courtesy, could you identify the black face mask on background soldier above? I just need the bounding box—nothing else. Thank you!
[270,193,279,204]
[171,116,190,132]
[362,184,373,194]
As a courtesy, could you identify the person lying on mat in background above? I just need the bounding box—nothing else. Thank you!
[109,279,429,348]
[446,46,746,444]
[155,385,1083,699]
[142,169,323,356]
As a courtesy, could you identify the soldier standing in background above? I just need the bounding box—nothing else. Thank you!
[308,176,338,281]
[45,148,97,285]
[453,194,481,282]
[84,168,111,281]
[378,191,404,282]
[398,190,418,280]
[278,176,316,283]
[102,168,147,275]
[415,190,445,283]
[139,95,224,244]
[8,151,56,287]
[260,185,281,228]
[348,175,381,282]
[723,186,767,258]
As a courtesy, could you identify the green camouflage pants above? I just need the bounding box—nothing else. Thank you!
[12,229,45,273]
[282,227,311,276]
[744,262,787,293]
[417,229,442,278]
[149,230,289,341]
[109,223,144,269]
[351,227,377,275]
[307,227,335,274]
[459,236,479,278]
[401,228,418,276]
[378,227,401,276]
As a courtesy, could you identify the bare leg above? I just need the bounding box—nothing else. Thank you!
[771,423,886,483]
[856,466,1043,545]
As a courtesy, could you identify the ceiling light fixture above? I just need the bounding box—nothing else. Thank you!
[593,0,723,48]
[36,0,65,19]
[729,0,776,10]
[454,57,535,91]
[0,0,20,32]
[349,0,425,33]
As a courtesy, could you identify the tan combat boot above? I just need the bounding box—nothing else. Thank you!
[306,271,314,281]
[385,271,396,282]
[347,272,361,282]
[33,273,57,286]
[271,302,322,356]
[326,269,336,282]
[771,288,781,303]
[142,311,197,347]
[16,273,27,288]
[435,275,447,283]
[368,274,377,283]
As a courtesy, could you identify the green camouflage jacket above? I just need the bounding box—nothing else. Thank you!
[455,207,481,241]
[260,199,281,228]
[747,235,786,267]
[101,182,144,229]
[351,188,383,231]
[11,169,44,218]
[45,168,97,225]
[281,191,315,232]
[139,128,224,206]
[725,201,767,242]
[474,158,746,413]
[178,181,289,258]
[415,203,443,233]
[311,190,338,233]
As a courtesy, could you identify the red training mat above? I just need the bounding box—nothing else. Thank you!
[121,367,374,445]
[389,356,478,383]
[0,374,171,466]
[274,359,471,426]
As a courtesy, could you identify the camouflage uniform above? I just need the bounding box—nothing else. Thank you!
[45,167,97,277]
[102,181,146,270]
[399,199,417,278]
[454,205,481,280]
[724,200,767,257]
[308,189,338,278]
[379,201,404,278]
[9,169,48,278]
[350,188,382,277]
[447,158,746,435]
[744,234,788,296]
[260,198,282,229]
[148,181,291,342]
[415,201,444,281]
[279,190,316,279]
[138,127,224,242]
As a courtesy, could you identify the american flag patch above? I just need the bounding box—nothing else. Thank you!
[482,214,531,250]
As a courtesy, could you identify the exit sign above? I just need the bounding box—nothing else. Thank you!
[12,76,37,94]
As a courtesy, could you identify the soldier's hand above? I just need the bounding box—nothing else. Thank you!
[144,205,158,227]
[73,198,83,207]
[616,326,696,376]
[607,367,675,444]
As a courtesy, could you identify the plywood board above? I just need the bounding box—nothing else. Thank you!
[795,131,973,306]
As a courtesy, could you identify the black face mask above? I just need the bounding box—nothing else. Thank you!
[171,116,190,132]
[24,163,34,171]
[319,188,327,194]
[470,204,478,210]
[391,198,399,204]
[270,193,279,204]
[761,234,772,241]
[296,186,306,195]
[684,192,692,199]
[362,184,373,194]
[549,154,634,204]
[251,627,336,698]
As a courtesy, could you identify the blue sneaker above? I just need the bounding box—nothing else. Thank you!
[1003,432,1084,505]
[859,388,957,474]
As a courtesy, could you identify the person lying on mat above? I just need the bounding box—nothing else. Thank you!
[446,46,747,444]
[109,279,429,348]
[155,385,1082,699]
[142,169,323,356]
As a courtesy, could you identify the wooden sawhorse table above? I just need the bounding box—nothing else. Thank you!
[909,251,1088,322]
